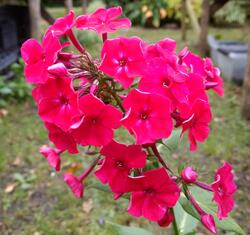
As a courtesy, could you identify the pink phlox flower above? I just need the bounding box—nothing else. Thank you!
[95,140,147,193]
[180,99,212,151]
[121,89,173,144]
[35,76,80,131]
[211,162,237,219]
[76,6,131,34]
[45,122,78,154]
[99,37,146,88]
[39,145,62,171]
[204,58,224,96]
[70,94,122,147]
[49,10,75,36]
[139,58,189,108]
[127,168,180,222]
[64,173,84,198]
[21,31,61,84]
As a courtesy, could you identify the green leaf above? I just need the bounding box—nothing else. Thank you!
[107,222,154,235]
[180,187,246,235]
[89,182,130,200]
[161,129,182,152]
[174,202,198,235]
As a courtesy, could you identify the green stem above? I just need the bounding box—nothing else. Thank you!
[171,208,180,235]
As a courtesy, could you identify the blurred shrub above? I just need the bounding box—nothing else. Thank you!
[103,0,202,28]
[214,1,247,25]
[0,59,31,107]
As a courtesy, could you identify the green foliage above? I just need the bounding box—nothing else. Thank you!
[173,202,198,235]
[215,1,247,25]
[105,0,201,28]
[0,59,31,107]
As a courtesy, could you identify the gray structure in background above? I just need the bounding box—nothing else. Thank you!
[208,35,248,84]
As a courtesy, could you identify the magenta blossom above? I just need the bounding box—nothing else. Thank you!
[64,173,84,198]
[21,32,61,84]
[121,89,173,144]
[211,162,237,219]
[95,140,147,193]
[139,58,189,108]
[45,122,78,154]
[181,166,198,183]
[71,94,122,147]
[128,168,180,222]
[99,37,146,88]
[76,6,131,34]
[180,99,212,151]
[39,145,62,171]
[35,77,80,131]
[49,10,75,36]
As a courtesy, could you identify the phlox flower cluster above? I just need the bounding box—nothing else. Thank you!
[21,6,236,234]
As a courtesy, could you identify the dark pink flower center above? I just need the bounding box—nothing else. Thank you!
[218,185,224,196]
[59,95,69,105]
[119,59,127,67]
[162,78,171,88]
[116,160,124,168]
[145,188,155,195]
[140,111,149,120]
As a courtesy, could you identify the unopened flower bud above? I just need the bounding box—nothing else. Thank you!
[201,214,217,234]
[181,166,198,183]
[48,62,68,76]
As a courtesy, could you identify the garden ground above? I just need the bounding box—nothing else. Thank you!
[0,6,250,235]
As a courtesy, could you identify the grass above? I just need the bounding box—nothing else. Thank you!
[1,4,250,235]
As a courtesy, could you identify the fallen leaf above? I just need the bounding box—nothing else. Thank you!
[34,232,41,235]
[0,109,8,118]
[4,183,17,193]
[82,199,93,214]
[12,157,22,166]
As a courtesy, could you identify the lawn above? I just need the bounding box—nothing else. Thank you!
[0,5,250,235]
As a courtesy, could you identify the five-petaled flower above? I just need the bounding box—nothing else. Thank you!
[21,32,61,84]
[70,94,122,147]
[76,6,131,34]
[99,37,146,88]
[121,89,173,144]
[95,140,147,193]
[211,162,237,219]
[128,168,180,221]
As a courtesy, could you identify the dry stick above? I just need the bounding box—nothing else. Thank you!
[150,143,174,174]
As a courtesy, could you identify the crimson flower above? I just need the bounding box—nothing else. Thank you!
[211,162,237,219]
[71,94,122,147]
[95,140,147,193]
[21,32,61,84]
[183,51,224,96]
[139,58,189,108]
[99,37,146,88]
[45,122,78,154]
[76,6,131,34]
[64,173,84,198]
[49,10,75,36]
[180,99,212,151]
[39,145,62,171]
[127,168,180,222]
[34,76,80,131]
[121,89,173,144]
